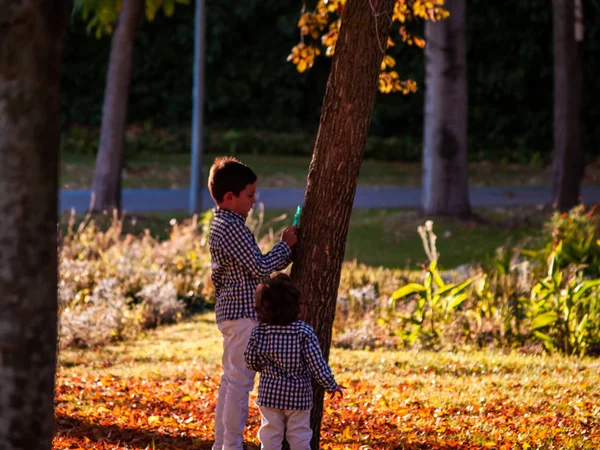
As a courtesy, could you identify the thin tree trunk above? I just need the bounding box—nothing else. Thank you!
[422,0,471,218]
[90,0,144,213]
[552,0,584,212]
[0,1,71,448]
[289,0,396,448]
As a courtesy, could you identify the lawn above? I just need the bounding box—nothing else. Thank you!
[54,312,600,450]
[61,152,600,190]
[343,208,540,268]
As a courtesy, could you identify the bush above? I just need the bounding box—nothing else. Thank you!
[61,125,424,162]
[524,243,600,356]
[58,211,212,348]
[57,207,600,357]
[523,204,600,278]
[339,218,600,356]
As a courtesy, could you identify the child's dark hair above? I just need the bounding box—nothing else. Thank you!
[255,274,300,325]
[208,157,257,203]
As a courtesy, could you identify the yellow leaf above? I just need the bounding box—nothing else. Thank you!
[181,395,192,402]
[148,415,161,425]
[343,426,352,440]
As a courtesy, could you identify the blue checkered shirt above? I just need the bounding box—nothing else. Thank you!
[210,208,292,323]
[244,320,338,410]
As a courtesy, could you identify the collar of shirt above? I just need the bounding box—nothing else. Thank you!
[213,207,246,223]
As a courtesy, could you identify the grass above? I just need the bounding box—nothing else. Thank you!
[61,206,545,269]
[344,208,540,268]
[61,152,600,190]
[55,312,600,449]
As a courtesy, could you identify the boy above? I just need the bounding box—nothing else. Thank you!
[208,157,297,450]
[245,274,345,450]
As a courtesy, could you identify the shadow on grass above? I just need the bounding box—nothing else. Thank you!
[55,414,260,450]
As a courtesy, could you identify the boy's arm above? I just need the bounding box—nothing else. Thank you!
[221,221,291,278]
[303,329,338,393]
[244,330,266,372]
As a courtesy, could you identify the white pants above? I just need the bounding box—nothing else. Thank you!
[213,318,257,450]
[258,406,312,450]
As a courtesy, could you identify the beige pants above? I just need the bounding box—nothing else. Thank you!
[258,406,312,450]
[213,318,257,450]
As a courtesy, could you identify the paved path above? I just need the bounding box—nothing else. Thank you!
[59,187,600,213]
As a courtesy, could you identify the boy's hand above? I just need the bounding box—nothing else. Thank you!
[329,385,346,399]
[282,226,298,247]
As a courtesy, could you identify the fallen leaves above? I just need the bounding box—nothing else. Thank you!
[54,314,600,449]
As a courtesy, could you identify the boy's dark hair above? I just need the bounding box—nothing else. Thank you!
[255,274,300,326]
[208,157,257,203]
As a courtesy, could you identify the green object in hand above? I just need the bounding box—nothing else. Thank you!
[292,205,302,226]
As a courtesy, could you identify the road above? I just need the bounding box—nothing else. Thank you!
[59,187,600,213]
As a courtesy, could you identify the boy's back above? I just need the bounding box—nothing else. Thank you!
[245,320,338,411]
[243,275,344,449]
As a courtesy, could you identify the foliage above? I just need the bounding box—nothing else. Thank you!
[60,125,421,162]
[58,210,209,348]
[57,208,600,356]
[54,313,600,449]
[74,0,189,38]
[524,242,600,356]
[389,221,471,345]
[61,1,600,157]
[56,206,293,348]
[288,0,448,94]
[336,218,600,357]
[523,204,600,278]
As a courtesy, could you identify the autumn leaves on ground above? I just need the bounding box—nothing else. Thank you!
[54,314,600,450]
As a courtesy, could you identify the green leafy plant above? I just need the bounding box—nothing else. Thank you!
[388,221,471,345]
[523,205,600,278]
[74,0,188,38]
[525,242,600,356]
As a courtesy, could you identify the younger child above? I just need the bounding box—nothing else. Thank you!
[208,157,298,450]
[244,274,345,450]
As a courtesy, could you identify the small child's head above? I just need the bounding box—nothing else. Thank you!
[255,273,300,326]
[208,157,257,217]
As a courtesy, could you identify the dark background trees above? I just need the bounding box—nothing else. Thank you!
[60,0,600,162]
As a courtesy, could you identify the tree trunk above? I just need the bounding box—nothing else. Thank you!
[422,0,471,218]
[552,0,584,212]
[90,0,144,213]
[0,1,71,448]
[289,0,396,448]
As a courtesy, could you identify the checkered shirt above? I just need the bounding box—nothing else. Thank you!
[244,320,338,410]
[210,208,291,323]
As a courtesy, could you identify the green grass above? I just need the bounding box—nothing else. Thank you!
[61,152,600,190]
[56,312,600,449]
[344,208,538,268]
[62,206,545,269]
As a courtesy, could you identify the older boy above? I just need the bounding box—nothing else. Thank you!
[208,157,297,450]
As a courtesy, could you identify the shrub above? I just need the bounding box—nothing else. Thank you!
[523,204,600,278]
[61,126,426,163]
[523,242,600,356]
[136,282,185,328]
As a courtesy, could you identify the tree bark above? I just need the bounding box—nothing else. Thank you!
[552,0,584,212]
[422,0,471,218]
[0,1,71,448]
[90,0,144,213]
[289,0,396,448]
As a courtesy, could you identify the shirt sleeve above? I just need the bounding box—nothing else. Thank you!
[220,221,291,278]
[303,328,338,392]
[244,329,265,372]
